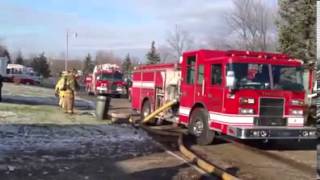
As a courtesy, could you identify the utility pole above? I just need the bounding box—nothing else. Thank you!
[65,30,69,71]
[65,30,77,71]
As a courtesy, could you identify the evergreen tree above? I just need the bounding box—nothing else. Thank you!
[277,0,316,64]
[122,53,132,76]
[146,41,160,64]
[31,53,51,78]
[15,51,24,65]
[83,53,94,75]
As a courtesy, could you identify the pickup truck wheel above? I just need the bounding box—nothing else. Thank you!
[189,108,214,145]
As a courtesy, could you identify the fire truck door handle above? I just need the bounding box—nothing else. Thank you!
[201,79,205,96]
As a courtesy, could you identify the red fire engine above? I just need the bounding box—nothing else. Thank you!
[85,63,127,97]
[131,49,317,145]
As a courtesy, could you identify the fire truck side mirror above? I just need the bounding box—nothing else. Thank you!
[226,71,236,89]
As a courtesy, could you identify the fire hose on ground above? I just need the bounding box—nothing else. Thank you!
[139,100,239,180]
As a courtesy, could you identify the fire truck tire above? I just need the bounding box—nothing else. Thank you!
[189,108,214,145]
[141,99,156,124]
[141,100,151,120]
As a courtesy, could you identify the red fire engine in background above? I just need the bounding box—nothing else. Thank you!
[131,49,317,145]
[85,63,127,97]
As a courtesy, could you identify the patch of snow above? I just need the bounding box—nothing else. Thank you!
[7,165,15,171]
[0,124,160,161]
[0,111,17,118]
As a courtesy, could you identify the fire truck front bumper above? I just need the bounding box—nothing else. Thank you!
[96,87,108,95]
[227,126,318,140]
[96,87,127,95]
[112,87,127,95]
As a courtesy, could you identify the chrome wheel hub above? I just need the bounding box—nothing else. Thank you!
[193,119,204,136]
[143,107,149,118]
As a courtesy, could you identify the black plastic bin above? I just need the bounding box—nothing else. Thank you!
[96,95,111,120]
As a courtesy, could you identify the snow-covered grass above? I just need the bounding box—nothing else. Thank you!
[0,102,109,125]
[0,83,105,125]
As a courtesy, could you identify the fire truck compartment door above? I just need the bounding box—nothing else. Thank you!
[206,64,223,112]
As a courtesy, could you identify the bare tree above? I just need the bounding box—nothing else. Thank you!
[206,35,234,50]
[95,50,121,65]
[227,0,275,51]
[49,58,83,77]
[166,25,194,59]
[158,45,175,63]
[0,44,11,63]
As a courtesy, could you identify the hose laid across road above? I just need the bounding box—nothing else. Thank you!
[137,100,239,179]
[140,124,239,180]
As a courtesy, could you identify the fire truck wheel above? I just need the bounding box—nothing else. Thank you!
[189,108,214,145]
[141,100,151,121]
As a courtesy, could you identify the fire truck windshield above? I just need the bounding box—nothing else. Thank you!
[98,72,123,81]
[227,63,304,91]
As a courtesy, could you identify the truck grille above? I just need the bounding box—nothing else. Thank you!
[111,84,117,90]
[254,98,286,126]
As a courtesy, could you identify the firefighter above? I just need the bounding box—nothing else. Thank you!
[55,71,67,108]
[62,70,79,114]
[0,74,3,102]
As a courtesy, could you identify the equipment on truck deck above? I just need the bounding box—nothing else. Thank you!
[131,49,317,145]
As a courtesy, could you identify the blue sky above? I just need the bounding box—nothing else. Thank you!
[0,0,277,60]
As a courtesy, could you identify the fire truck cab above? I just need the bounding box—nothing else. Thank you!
[86,64,127,97]
[131,50,317,145]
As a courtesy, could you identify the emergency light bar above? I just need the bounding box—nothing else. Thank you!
[226,50,289,60]
[93,63,121,74]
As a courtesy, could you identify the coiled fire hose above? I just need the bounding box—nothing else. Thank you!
[139,100,239,180]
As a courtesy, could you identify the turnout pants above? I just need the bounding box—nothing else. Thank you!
[59,91,66,108]
[63,90,74,114]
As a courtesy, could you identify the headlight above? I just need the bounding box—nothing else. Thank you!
[239,97,255,104]
[290,109,303,115]
[116,86,124,91]
[291,99,304,106]
[239,108,254,114]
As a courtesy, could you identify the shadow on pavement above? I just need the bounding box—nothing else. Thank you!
[130,164,214,180]
[2,95,93,110]
[241,139,318,151]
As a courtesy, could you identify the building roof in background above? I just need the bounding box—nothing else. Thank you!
[7,64,25,69]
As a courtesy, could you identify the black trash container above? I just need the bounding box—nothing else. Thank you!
[96,95,111,120]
